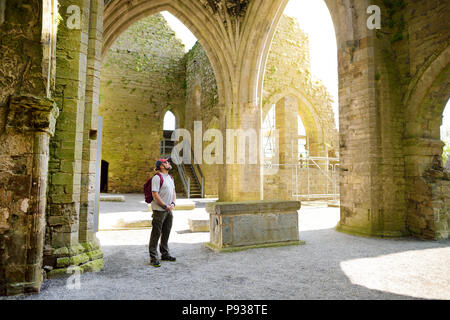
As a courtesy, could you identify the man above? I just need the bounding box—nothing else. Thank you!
[149,158,177,267]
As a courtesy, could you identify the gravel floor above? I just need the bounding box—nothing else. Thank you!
[3,195,450,300]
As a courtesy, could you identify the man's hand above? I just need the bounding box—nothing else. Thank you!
[166,204,174,212]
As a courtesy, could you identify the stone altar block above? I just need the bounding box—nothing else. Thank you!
[205,200,301,251]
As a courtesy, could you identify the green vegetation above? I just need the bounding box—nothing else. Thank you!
[381,0,406,44]
[442,126,450,165]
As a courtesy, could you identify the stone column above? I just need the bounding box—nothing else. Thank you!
[0,96,58,295]
[0,0,59,296]
[47,0,91,248]
[211,98,301,251]
[79,0,103,244]
[219,102,263,202]
[45,0,104,278]
[334,9,408,238]
[275,96,298,200]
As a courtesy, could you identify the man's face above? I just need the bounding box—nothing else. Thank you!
[162,160,172,170]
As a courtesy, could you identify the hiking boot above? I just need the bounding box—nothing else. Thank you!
[161,255,176,262]
[150,259,161,267]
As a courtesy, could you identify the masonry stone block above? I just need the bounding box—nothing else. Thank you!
[206,200,301,250]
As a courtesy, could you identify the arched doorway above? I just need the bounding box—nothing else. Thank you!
[100,160,109,193]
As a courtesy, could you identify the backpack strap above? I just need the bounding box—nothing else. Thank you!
[155,172,164,189]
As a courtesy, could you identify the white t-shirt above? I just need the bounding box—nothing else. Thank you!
[151,173,175,211]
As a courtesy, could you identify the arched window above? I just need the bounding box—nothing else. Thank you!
[298,115,308,158]
[163,110,176,131]
[262,104,276,162]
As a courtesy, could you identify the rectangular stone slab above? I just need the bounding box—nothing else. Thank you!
[206,200,301,249]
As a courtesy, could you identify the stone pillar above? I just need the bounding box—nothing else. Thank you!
[335,21,408,238]
[219,103,263,202]
[0,96,58,295]
[0,0,59,296]
[45,0,104,278]
[79,0,103,244]
[274,96,298,200]
[47,0,91,248]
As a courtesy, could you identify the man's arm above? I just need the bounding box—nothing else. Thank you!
[152,192,167,209]
[172,188,176,206]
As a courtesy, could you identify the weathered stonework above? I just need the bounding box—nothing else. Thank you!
[206,200,301,250]
[185,42,220,197]
[0,0,59,296]
[43,239,104,279]
[1,0,449,297]
[99,14,338,199]
[44,0,105,284]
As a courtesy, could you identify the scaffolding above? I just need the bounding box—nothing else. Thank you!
[263,156,340,201]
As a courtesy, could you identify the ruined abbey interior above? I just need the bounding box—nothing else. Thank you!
[0,0,449,296]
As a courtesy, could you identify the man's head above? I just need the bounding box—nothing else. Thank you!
[155,158,172,172]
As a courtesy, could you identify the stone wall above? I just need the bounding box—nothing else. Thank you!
[185,42,220,197]
[407,160,450,239]
[98,14,186,193]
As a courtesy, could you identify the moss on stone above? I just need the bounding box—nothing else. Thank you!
[56,257,71,268]
[79,259,104,273]
[70,253,90,266]
[47,266,82,279]
[68,244,85,256]
[87,249,104,261]
[52,246,69,257]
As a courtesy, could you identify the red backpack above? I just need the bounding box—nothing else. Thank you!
[144,173,173,203]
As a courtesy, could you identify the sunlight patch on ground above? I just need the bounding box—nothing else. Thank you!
[340,247,450,300]
[299,206,340,232]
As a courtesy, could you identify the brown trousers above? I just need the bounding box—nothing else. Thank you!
[149,210,173,260]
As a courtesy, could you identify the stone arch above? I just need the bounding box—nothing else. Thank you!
[103,0,228,105]
[262,89,324,149]
[253,0,356,116]
[405,45,450,141]
[403,45,450,239]
[403,46,450,175]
